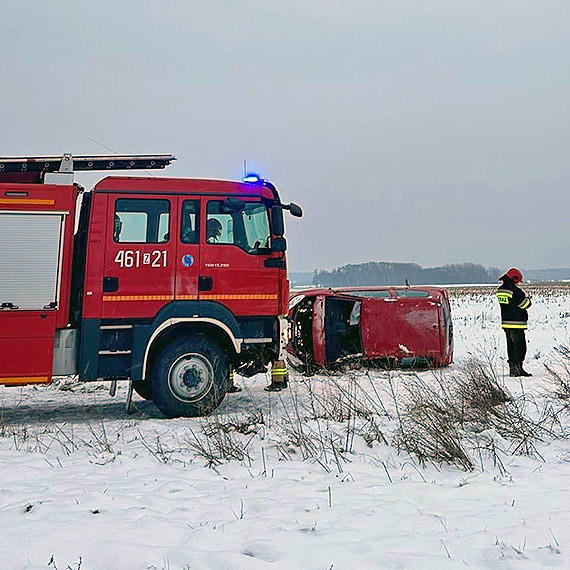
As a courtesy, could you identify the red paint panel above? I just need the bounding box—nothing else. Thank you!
[360,297,441,361]
[279,276,290,316]
[82,193,108,319]
[56,190,78,329]
[200,245,279,315]
[100,194,177,319]
[0,311,56,381]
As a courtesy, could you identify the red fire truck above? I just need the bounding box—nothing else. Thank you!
[0,154,302,417]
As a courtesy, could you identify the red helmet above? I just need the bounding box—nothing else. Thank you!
[503,267,523,283]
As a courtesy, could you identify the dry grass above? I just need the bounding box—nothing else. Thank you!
[2,350,570,474]
[391,358,560,469]
[392,374,473,471]
[545,346,570,407]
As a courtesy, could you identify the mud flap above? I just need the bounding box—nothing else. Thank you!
[125,379,136,414]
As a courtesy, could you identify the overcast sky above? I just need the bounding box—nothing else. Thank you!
[2,1,569,273]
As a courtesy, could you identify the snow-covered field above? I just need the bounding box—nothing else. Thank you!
[1,285,570,570]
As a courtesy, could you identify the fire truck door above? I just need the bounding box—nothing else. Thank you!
[199,199,280,316]
[102,195,177,319]
[360,296,441,360]
[174,198,200,301]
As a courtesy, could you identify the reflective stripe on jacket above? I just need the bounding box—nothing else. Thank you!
[496,281,531,329]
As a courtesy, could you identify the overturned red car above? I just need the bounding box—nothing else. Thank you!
[287,286,453,372]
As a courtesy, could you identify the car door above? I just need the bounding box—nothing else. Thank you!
[311,295,327,366]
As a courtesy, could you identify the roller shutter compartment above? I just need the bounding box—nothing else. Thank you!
[0,213,64,310]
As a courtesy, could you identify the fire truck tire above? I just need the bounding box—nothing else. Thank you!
[151,336,229,418]
[132,379,152,400]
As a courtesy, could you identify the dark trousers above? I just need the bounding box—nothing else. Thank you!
[504,329,527,365]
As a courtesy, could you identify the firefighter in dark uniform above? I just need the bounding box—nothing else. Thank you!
[496,267,532,377]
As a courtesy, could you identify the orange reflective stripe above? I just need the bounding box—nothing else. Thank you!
[0,198,55,205]
[0,376,50,385]
[103,295,174,302]
[200,294,278,300]
[102,294,277,302]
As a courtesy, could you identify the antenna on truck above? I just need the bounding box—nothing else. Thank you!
[0,153,176,184]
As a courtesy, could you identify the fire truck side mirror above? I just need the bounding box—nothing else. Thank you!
[272,236,287,252]
[221,198,245,212]
[288,202,303,218]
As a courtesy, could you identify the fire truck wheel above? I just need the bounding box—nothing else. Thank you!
[151,336,229,418]
[132,379,152,400]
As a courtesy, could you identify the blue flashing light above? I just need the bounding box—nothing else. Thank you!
[242,172,262,184]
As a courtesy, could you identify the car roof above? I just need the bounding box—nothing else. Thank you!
[292,285,447,299]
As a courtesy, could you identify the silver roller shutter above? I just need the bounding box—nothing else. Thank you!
[0,213,64,310]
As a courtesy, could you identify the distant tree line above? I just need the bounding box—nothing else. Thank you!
[313,262,501,287]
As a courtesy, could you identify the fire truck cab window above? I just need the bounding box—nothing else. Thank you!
[180,200,199,244]
[114,199,170,243]
[206,200,271,254]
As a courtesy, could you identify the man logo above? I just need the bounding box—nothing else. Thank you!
[181,254,194,267]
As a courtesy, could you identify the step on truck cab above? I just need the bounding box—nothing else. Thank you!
[0,154,302,417]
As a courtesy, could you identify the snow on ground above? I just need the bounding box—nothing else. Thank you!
[1,286,570,569]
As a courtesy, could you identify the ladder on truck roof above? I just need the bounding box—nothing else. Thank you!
[0,153,176,184]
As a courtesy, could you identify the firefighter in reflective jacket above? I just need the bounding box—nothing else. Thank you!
[496,267,532,377]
